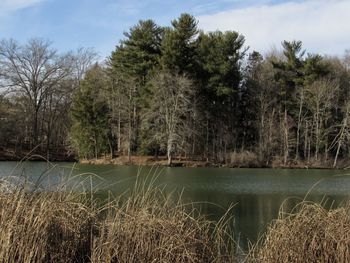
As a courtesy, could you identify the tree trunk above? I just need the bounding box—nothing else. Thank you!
[33,105,40,146]
[283,109,289,165]
[117,94,121,153]
[205,118,209,161]
[167,138,173,166]
[108,135,115,158]
[304,121,308,160]
[334,139,341,168]
[259,111,265,161]
[94,133,98,159]
[334,106,349,167]
[315,105,320,161]
[295,91,304,161]
[127,125,131,163]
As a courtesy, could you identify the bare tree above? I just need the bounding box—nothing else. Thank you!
[344,50,350,70]
[144,72,194,165]
[253,59,279,164]
[0,38,73,145]
[305,79,339,160]
[332,101,350,167]
[295,86,305,161]
[71,47,98,85]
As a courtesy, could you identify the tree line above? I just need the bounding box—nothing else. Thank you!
[1,14,350,167]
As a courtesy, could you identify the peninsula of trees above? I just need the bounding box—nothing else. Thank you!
[1,13,350,168]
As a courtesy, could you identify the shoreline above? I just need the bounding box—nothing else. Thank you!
[1,150,349,169]
[0,149,76,162]
[78,155,349,170]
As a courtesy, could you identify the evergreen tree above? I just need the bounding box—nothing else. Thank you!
[70,64,109,159]
[161,13,198,75]
[196,30,246,160]
[111,19,163,83]
[240,51,264,149]
[109,20,163,155]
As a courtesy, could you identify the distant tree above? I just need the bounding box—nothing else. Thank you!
[109,20,163,156]
[196,30,246,161]
[111,20,163,82]
[69,64,109,159]
[0,96,23,148]
[304,79,339,160]
[71,47,99,85]
[161,13,198,75]
[160,14,201,156]
[0,38,72,146]
[243,51,281,164]
[270,40,332,163]
[143,72,194,165]
[106,71,138,161]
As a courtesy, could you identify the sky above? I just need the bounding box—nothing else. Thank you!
[0,0,349,59]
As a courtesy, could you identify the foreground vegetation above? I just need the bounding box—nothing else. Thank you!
[1,14,350,168]
[1,174,350,262]
[250,203,350,263]
[0,176,235,263]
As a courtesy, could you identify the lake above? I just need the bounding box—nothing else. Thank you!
[1,161,350,249]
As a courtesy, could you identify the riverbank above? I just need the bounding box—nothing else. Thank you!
[1,146,350,169]
[80,155,216,167]
[0,148,76,162]
[79,155,350,169]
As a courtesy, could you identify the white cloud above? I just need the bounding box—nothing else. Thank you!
[0,0,44,15]
[198,0,350,56]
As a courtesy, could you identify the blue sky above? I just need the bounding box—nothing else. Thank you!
[1,0,349,59]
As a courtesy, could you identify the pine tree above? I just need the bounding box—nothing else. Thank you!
[196,30,246,160]
[108,20,163,156]
[161,13,198,75]
[70,64,109,159]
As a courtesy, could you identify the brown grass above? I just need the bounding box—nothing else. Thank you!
[92,179,235,263]
[3,170,350,263]
[250,202,350,263]
[0,188,94,263]
[0,175,235,263]
[229,151,260,168]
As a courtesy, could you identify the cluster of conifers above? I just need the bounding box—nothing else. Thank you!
[1,14,350,168]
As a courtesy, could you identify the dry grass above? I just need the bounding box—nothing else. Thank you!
[0,175,236,263]
[229,151,259,168]
[0,179,94,263]
[3,168,350,263]
[92,179,235,263]
[250,202,350,263]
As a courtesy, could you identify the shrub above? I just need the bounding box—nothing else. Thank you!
[229,151,259,167]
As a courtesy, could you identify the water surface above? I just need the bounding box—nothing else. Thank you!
[1,161,350,248]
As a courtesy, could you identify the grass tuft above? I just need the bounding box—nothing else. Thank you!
[0,186,94,263]
[0,174,235,263]
[251,202,350,263]
[92,182,235,263]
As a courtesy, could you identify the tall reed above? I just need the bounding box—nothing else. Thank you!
[0,178,94,263]
[0,173,236,263]
[249,202,350,263]
[92,177,235,263]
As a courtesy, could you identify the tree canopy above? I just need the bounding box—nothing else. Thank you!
[1,14,350,167]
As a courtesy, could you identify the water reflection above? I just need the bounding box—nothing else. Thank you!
[1,162,350,249]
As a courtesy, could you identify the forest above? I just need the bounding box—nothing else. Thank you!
[0,13,350,167]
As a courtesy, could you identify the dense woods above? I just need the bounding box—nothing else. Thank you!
[1,13,350,167]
